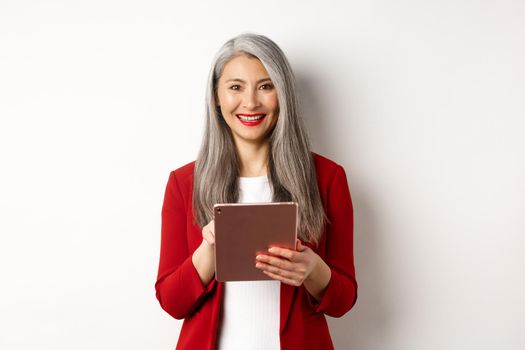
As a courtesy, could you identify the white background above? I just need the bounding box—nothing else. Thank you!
[1,1,524,349]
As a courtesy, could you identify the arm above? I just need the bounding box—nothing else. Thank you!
[154,171,216,320]
[309,165,358,317]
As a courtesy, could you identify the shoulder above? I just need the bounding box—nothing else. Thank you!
[171,160,195,177]
[312,152,344,180]
[311,152,349,197]
[167,160,196,191]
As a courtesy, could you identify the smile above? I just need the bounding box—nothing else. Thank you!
[236,114,267,126]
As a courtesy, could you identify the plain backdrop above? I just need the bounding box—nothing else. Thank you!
[1,1,524,349]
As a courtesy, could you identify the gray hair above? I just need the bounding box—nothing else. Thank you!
[192,33,327,244]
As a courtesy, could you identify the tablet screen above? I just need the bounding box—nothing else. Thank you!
[213,202,298,282]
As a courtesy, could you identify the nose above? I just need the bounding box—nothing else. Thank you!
[242,88,261,109]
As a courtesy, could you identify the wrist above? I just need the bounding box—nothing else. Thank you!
[304,255,331,301]
[306,254,325,283]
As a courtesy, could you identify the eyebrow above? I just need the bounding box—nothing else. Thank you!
[224,78,272,84]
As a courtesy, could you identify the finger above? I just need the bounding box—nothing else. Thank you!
[296,239,308,252]
[256,254,294,270]
[255,261,301,280]
[202,229,215,245]
[267,247,299,261]
[204,220,215,235]
[262,270,302,287]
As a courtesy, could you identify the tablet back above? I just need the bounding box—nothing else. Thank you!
[214,202,298,282]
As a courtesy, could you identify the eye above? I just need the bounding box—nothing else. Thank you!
[260,83,274,90]
[229,85,241,91]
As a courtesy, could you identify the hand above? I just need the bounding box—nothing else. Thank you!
[255,239,320,287]
[192,220,216,285]
[201,219,215,246]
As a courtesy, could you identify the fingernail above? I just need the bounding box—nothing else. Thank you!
[255,263,262,268]
[268,247,275,253]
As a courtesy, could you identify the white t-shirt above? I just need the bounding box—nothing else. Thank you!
[216,175,281,350]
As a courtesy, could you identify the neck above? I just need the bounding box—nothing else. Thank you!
[235,139,270,177]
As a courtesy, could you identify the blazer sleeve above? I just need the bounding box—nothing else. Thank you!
[309,165,358,317]
[154,171,216,320]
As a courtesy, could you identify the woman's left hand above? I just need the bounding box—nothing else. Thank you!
[255,239,320,287]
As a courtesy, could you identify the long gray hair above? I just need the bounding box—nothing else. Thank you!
[192,33,327,244]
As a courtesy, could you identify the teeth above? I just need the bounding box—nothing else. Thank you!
[238,114,265,121]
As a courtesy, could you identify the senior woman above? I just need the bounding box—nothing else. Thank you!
[155,33,358,349]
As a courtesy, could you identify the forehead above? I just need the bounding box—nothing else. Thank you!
[220,54,270,81]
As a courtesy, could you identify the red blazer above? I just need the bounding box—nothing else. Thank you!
[155,152,358,349]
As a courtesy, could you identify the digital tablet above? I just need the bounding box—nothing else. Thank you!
[213,202,298,282]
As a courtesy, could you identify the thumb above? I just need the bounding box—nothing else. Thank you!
[296,239,308,252]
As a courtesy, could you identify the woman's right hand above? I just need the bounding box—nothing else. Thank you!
[191,220,216,286]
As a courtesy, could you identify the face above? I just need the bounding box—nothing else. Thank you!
[216,54,279,146]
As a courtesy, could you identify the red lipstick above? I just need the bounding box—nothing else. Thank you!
[236,113,267,126]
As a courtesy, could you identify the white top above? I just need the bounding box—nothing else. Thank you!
[217,175,281,350]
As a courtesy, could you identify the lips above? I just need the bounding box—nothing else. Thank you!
[236,113,267,126]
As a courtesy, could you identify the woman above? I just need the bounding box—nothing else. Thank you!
[155,33,358,349]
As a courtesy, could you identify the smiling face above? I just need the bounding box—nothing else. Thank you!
[216,54,279,146]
